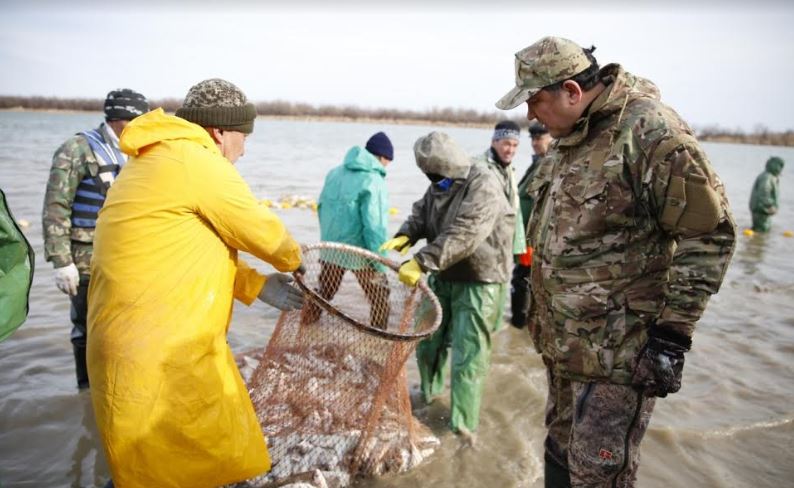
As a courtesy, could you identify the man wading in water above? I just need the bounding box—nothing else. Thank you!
[496,37,736,487]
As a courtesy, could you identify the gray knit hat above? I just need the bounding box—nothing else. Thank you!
[175,78,256,134]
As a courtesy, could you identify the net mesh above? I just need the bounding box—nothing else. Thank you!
[237,242,442,487]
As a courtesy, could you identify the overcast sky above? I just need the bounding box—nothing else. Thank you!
[1,1,793,131]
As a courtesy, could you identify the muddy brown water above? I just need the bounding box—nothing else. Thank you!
[1,112,792,487]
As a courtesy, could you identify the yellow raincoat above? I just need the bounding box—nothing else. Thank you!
[87,109,301,487]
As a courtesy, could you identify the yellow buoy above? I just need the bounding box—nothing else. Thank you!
[17,218,30,228]
[784,230,794,237]
[311,202,318,212]
[743,228,754,237]
[260,199,273,208]
[388,207,399,215]
[280,202,292,209]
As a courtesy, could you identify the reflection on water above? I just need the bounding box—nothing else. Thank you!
[737,233,770,276]
[67,393,108,488]
[1,112,793,487]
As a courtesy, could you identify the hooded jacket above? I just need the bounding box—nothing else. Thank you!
[398,133,513,283]
[87,108,301,487]
[529,65,736,383]
[318,146,388,254]
[749,157,784,215]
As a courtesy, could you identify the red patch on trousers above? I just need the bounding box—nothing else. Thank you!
[599,448,613,460]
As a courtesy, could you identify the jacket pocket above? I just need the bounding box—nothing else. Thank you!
[548,288,614,378]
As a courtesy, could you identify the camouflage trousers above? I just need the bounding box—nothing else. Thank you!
[70,241,93,388]
[544,358,655,488]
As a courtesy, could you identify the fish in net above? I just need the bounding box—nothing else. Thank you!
[233,242,443,488]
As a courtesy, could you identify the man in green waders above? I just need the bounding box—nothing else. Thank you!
[749,156,784,232]
[380,132,513,441]
[0,187,35,341]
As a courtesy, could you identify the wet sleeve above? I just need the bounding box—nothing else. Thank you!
[359,177,389,254]
[648,136,737,344]
[41,137,89,267]
[233,258,267,306]
[414,172,501,272]
[190,151,302,273]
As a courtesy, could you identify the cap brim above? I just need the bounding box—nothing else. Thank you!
[495,85,539,110]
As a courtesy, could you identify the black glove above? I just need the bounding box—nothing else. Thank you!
[632,332,689,398]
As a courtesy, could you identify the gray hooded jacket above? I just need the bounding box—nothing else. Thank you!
[397,132,513,283]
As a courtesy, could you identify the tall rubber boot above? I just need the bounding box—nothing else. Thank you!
[73,343,89,390]
[544,452,572,488]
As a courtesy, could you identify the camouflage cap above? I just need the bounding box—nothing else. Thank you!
[413,131,471,180]
[495,36,593,110]
[175,78,256,134]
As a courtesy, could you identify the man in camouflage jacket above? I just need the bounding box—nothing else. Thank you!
[381,131,513,438]
[42,89,148,389]
[496,37,736,487]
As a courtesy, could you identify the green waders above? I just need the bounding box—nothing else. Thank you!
[416,275,507,433]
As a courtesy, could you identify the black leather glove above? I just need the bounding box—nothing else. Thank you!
[632,332,690,398]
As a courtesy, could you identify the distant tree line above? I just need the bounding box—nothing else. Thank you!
[0,95,515,128]
[695,124,794,147]
[1,96,791,146]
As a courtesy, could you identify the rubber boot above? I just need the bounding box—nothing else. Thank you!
[73,343,89,390]
[544,452,572,488]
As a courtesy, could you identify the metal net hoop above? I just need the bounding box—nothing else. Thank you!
[241,242,443,486]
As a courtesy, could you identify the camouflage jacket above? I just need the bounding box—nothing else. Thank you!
[528,65,737,384]
[398,161,513,284]
[42,123,118,272]
[475,149,524,254]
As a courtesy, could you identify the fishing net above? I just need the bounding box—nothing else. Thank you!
[235,242,443,488]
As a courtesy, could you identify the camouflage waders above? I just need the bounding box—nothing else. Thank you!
[544,359,655,488]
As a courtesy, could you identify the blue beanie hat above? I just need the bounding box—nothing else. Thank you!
[365,132,394,161]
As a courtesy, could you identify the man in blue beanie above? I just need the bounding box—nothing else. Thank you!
[307,132,394,328]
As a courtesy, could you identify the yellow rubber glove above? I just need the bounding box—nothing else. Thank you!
[379,235,412,255]
[398,259,423,287]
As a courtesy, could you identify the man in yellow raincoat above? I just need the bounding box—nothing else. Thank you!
[87,79,304,488]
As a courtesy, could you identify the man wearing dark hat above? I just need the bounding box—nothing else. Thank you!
[496,37,736,486]
[87,78,304,488]
[309,132,394,328]
[42,88,148,389]
[510,123,552,329]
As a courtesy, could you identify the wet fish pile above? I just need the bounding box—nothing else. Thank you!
[233,343,439,487]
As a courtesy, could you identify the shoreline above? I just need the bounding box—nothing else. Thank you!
[2,108,791,146]
[0,107,493,129]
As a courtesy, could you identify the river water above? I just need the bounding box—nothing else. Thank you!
[0,111,792,488]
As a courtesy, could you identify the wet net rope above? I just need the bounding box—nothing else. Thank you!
[235,242,442,487]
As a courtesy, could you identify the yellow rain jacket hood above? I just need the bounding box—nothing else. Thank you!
[87,108,301,487]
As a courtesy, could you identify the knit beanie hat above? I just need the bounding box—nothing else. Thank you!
[492,120,521,141]
[528,122,549,137]
[175,78,256,134]
[365,132,394,161]
[104,89,149,121]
